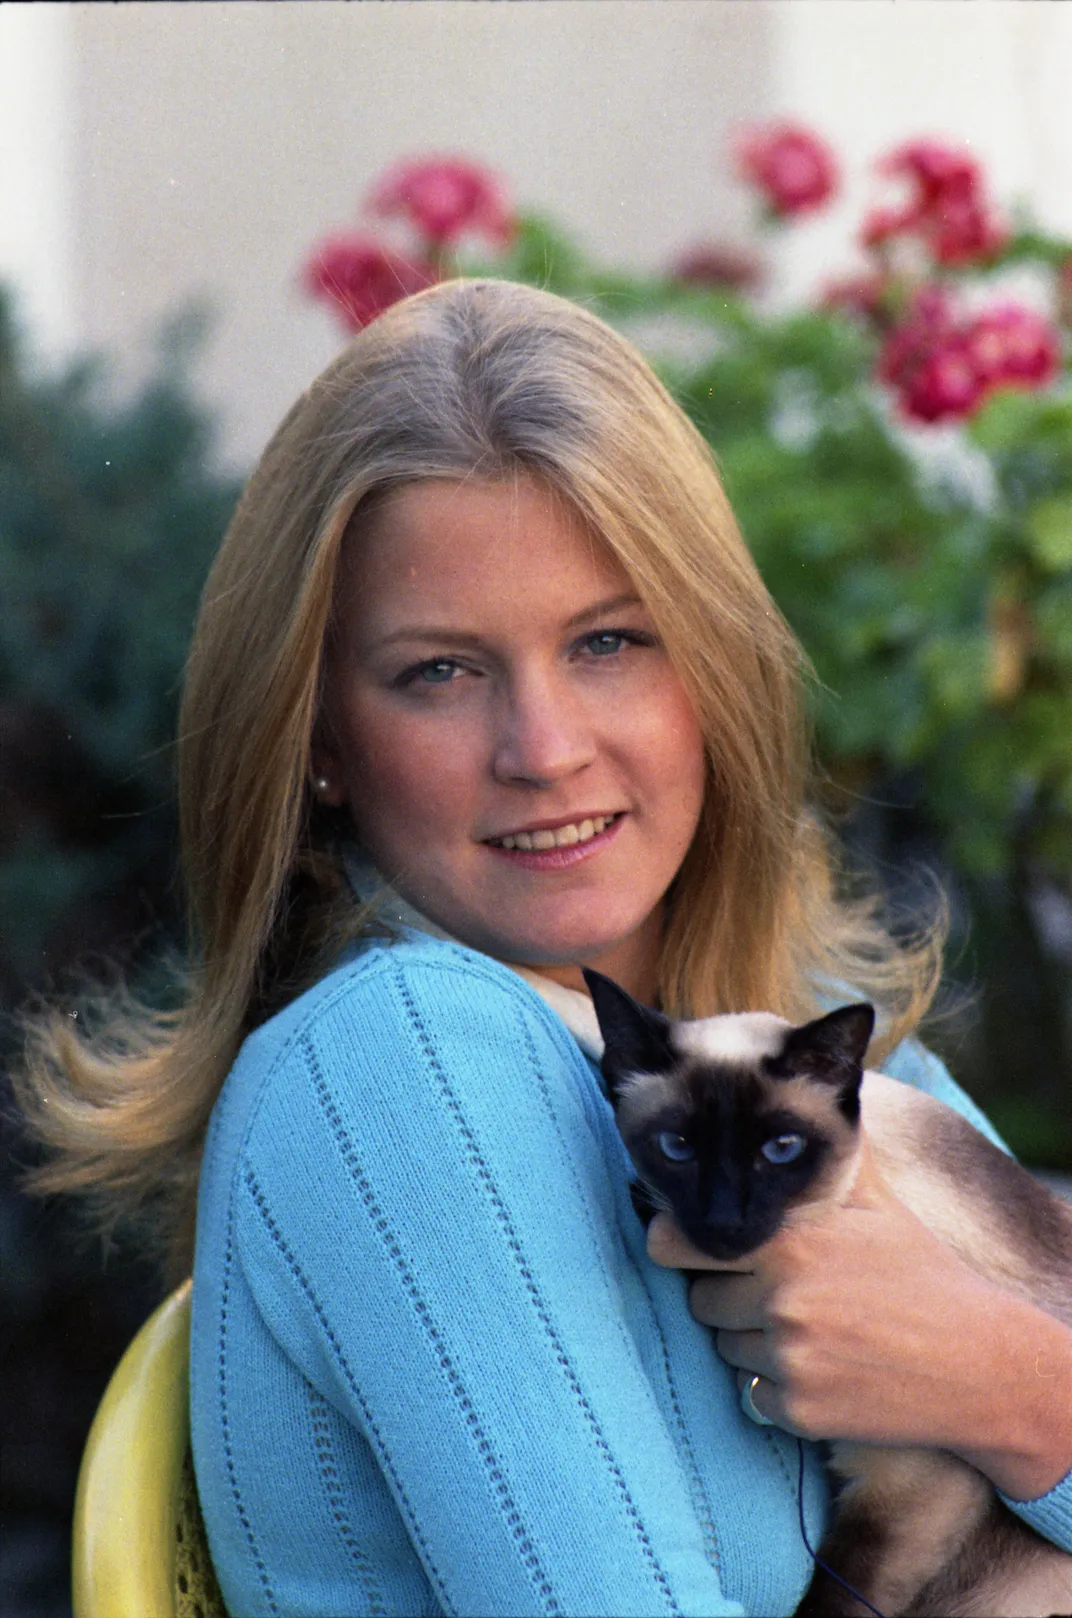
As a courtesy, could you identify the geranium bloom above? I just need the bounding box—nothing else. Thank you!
[878,290,981,422]
[928,195,1006,268]
[877,287,956,383]
[367,156,514,248]
[736,123,838,217]
[302,237,437,332]
[879,288,1061,423]
[885,140,980,206]
[895,336,983,424]
[863,138,1005,267]
[966,305,1062,390]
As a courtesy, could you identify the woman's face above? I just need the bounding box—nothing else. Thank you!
[318,475,706,1000]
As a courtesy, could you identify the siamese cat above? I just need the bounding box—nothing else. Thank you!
[583,969,1072,1618]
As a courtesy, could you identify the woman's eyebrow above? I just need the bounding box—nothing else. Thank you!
[367,626,488,652]
[365,595,646,653]
[563,593,645,629]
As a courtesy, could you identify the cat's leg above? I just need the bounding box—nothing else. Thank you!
[908,1500,1072,1618]
[795,1444,992,1618]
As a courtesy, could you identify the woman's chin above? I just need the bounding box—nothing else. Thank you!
[485,917,662,997]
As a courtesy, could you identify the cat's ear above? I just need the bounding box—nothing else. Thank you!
[778,1002,875,1090]
[582,969,674,1104]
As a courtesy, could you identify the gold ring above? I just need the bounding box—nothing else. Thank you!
[740,1373,774,1427]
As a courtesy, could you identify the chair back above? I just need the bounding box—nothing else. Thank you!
[72,1279,225,1618]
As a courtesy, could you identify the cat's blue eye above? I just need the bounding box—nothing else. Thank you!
[760,1133,806,1166]
[656,1131,694,1163]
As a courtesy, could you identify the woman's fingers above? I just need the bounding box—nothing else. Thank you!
[688,1271,768,1331]
[645,1213,755,1272]
[645,1213,711,1268]
[715,1328,776,1376]
[736,1370,787,1430]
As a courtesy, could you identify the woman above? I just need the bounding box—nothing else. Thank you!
[17,280,1072,1615]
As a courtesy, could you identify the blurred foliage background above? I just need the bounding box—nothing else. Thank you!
[0,290,242,1616]
[2,133,1070,1613]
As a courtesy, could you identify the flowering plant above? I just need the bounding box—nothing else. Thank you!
[303,156,513,332]
[304,140,1072,1157]
[735,122,839,219]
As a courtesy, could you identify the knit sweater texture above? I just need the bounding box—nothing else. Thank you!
[190,931,1072,1617]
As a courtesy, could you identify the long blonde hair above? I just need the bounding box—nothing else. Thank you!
[13,279,942,1275]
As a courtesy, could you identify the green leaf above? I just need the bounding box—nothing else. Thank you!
[1026,495,1072,571]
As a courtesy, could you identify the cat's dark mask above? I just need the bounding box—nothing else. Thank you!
[584,969,876,1260]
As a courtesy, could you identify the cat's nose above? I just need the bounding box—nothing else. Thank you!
[705,1182,747,1230]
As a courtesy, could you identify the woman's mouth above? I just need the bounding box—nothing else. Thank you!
[482,812,626,870]
[487,813,622,852]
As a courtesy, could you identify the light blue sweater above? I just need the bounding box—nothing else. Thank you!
[191,931,1072,1617]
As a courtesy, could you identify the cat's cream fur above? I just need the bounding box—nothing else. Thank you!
[590,980,1072,1618]
[806,1070,1072,1617]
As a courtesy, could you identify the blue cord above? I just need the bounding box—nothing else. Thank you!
[796,1439,888,1618]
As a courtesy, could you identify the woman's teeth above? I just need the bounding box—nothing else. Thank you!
[493,815,617,852]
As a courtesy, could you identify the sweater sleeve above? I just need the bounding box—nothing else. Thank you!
[881,1038,1072,1552]
[232,944,746,1618]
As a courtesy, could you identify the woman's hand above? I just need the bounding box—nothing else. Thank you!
[646,1135,1072,1502]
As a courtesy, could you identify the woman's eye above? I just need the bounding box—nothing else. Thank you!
[580,628,656,659]
[396,658,464,688]
[585,631,628,656]
[759,1133,806,1166]
[656,1131,694,1163]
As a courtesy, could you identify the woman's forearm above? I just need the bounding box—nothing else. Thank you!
[952,1294,1072,1501]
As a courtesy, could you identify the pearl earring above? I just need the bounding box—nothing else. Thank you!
[313,775,331,795]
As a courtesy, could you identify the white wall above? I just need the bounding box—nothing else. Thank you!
[6,1,772,467]
[767,0,1072,305]
[0,6,75,359]
[2,2,1070,468]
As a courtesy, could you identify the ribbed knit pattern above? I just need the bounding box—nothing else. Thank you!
[190,934,1072,1616]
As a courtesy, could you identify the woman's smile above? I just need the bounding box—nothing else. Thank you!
[317,474,707,999]
[483,810,625,863]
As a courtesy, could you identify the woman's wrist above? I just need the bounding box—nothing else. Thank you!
[952,1294,1072,1502]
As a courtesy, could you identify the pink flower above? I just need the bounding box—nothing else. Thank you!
[302,237,437,331]
[878,289,1061,424]
[877,287,956,384]
[367,156,514,248]
[965,305,1062,390]
[863,138,1006,268]
[878,292,984,423]
[884,140,981,206]
[929,193,1006,268]
[669,242,763,292]
[735,123,838,218]
[896,337,984,424]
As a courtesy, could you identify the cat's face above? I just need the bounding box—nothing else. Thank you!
[584,971,874,1261]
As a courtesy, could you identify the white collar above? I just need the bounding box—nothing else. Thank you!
[343,849,605,1061]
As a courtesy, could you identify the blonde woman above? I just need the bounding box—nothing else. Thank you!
[16,281,1072,1616]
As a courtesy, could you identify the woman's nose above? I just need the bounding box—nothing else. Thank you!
[491,676,596,786]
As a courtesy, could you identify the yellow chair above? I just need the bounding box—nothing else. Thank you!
[72,1278,226,1618]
